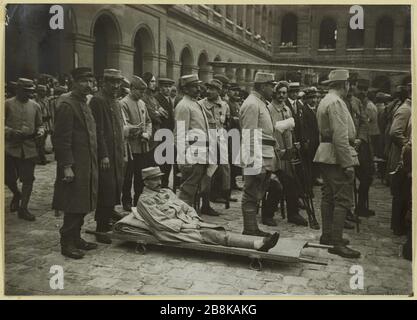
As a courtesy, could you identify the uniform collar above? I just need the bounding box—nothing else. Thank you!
[251,90,267,104]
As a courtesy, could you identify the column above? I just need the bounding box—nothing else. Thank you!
[143,52,160,75]
[118,45,135,80]
[172,61,182,85]
[198,65,213,82]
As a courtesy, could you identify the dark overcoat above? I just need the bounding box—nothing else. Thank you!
[155,92,175,131]
[52,92,98,213]
[90,90,125,207]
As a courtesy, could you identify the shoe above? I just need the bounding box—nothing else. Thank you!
[344,221,355,229]
[320,236,350,246]
[243,229,272,237]
[96,234,112,244]
[288,214,308,226]
[258,232,280,252]
[17,208,36,221]
[75,238,98,250]
[309,217,320,230]
[10,193,21,212]
[201,206,220,216]
[261,218,277,226]
[328,246,361,259]
[346,211,361,223]
[355,208,375,217]
[61,245,85,259]
[122,203,132,212]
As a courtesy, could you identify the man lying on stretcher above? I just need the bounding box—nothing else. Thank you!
[118,167,279,252]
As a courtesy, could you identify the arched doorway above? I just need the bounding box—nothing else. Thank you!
[166,40,175,80]
[133,27,154,77]
[180,46,193,76]
[93,13,120,77]
[197,51,210,82]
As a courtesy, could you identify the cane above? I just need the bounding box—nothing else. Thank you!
[353,176,360,233]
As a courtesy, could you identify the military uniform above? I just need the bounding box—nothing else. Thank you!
[314,89,359,248]
[240,89,275,235]
[175,92,209,206]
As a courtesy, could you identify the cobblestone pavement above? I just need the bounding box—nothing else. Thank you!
[4,153,413,296]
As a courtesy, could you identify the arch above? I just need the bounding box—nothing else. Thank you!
[281,13,297,46]
[319,17,337,49]
[92,12,121,77]
[375,15,393,48]
[90,9,122,44]
[246,5,253,32]
[197,50,210,82]
[372,75,391,93]
[347,20,364,48]
[262,7,268,40]
[133,26,155,76]
[180,45,194,76]
[166,39,175,80]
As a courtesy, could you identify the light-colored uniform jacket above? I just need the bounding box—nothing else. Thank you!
[120,94,152,155]
[174,95,209,164]
[314,91,359,168]
[240,91,275,170]
[136,187,222,243]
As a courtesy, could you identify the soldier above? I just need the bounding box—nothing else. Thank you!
[90,69,125,244]
[34,84,50,165]
[52,67,98,259]
[240,72,276,237]
[198,79,230,216]
[353,79,375,218]
[155,78,176,188]
[389,85,411,236]
[227,83,242,190]
[174,74,208,207]
[314,69,361,258]
[5,78,44,221]
[120,76,152,212]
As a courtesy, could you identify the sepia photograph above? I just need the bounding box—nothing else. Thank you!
[2,3,413,297]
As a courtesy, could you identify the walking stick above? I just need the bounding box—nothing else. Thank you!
[353,176,360,233]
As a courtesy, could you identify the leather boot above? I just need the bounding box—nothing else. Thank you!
[200,194,220,216]
[258,232,280,252]
[320,235,350,246]
[75,221,98,251]
[328,246,361,259]
[288,213,308,226]
[95,220,112,244]
[61,234,85,259]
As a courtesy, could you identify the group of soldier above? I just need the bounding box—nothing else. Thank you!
[4,65,412,261]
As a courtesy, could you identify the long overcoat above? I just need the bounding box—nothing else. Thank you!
[52,92,98,213]
[90,90,125,207]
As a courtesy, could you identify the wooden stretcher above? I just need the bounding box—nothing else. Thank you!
[86,230,331,270]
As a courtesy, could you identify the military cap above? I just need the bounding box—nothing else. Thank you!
[228,83,240,91]
[36,84,47,92]
[205,79,223,91]
[213,74,230,85]
[131,76,147,89]
[304,86,319,98]
[17,78,36,90]
[103,69,124,80]
[180,74,202,88]
[158,78,175,86]
[142,167,165,181]
[288,82,300,90]
[254,72,275,84]
[71,67,93,81]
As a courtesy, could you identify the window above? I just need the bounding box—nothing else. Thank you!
[281,13,297,46]
[319,17,337,49]
[375,16,393,48]
[347,23,364,48]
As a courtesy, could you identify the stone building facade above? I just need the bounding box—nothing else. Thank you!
[5,4,411,92]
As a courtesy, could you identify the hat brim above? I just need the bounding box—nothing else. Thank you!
[143,172,165,180]
[104,75,124,80]
[22,86,36,91]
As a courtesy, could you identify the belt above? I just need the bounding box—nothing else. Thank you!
[262,139,276,147]
[321,136,355,147]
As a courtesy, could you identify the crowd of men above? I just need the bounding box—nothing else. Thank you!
[4,66,412,261]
